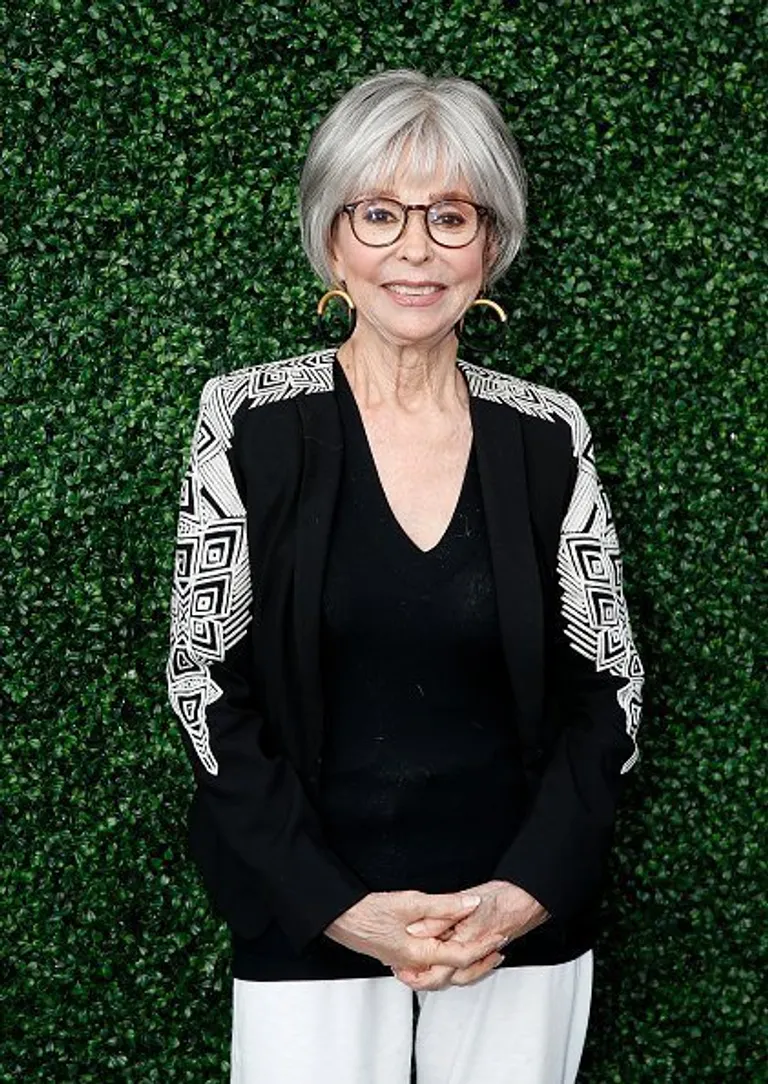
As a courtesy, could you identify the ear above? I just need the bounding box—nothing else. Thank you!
[328,218,346,285]
[483,231,500,282]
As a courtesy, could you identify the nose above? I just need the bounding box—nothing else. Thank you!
[397,208,433,261]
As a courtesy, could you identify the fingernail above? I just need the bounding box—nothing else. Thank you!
[461,895,482,907]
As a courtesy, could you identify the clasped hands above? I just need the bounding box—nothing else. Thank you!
[325,880,549,991]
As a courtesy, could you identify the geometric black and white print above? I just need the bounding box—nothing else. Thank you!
[167,348,643,777]
[166,349,338,775]
[458,359,644,773]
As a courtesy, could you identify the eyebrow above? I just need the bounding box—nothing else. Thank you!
[356,188,474,201]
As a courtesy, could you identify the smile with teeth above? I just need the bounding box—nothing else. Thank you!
[384,284,444,295]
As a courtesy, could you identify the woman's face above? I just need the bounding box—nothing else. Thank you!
[329,161,495,352]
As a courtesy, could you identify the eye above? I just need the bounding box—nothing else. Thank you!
[359,200,401,224]
[433,213,467,227]
[429,202,472,228]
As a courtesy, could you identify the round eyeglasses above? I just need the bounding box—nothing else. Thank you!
[340,197,492,248]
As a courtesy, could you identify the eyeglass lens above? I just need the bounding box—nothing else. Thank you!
[349,198,480,247]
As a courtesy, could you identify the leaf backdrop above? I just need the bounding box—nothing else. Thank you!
[2,1,764,1079]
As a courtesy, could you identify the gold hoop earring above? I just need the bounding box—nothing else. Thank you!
[317,287,357,344]
[454,297,508,359]
[316,287,355,319]
[464,298,508,325]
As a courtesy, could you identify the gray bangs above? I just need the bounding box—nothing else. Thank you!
[299,70,528,287]
[351,121,469,200]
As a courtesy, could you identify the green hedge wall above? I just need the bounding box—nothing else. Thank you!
[2,1,764,1079]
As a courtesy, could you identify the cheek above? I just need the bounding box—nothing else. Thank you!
[346,249,387,286]
[445,240,486,284]
[331,227,382,285]
[453,253,485,292]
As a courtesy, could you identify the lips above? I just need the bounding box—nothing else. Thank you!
[380,281,447,308]
[383,282,446,296]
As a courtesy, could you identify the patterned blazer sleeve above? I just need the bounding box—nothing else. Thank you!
[165,377,368,953]
[493,401,644,921]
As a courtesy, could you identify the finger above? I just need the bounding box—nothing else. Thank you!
[404,894,482,937]
[445,910,506,946]
[419,932,506,971]
[415,893,482,921]
[396,964,455,992]
[444,919,482,944]
[450,952,504,987]
[446,913,476,938]
[431,914,501,948]
[451,950,504,986]
[392,965,427,982]
[405,916,458,938]
[448,902,499,941]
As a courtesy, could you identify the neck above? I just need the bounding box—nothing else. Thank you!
[335,326,466,413]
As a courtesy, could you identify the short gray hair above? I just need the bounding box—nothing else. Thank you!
[299,69,527,288]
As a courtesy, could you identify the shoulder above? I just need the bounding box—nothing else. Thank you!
[458,359,591,459]
[198,347,336,417]
[189,349,335,468]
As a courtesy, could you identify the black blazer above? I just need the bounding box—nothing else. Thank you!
[166,347,644,963]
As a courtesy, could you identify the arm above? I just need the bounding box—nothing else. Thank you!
[166,376,368,954]
[492,404,644,920]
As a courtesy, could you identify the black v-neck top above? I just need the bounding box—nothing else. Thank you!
[231,358,528,980]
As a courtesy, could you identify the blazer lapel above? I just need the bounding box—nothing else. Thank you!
[469,393,545,760]
[293,386,343,768]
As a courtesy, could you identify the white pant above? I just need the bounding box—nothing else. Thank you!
[230,950,593,1083]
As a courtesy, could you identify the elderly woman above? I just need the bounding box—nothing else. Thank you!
[166,69,643,1084]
